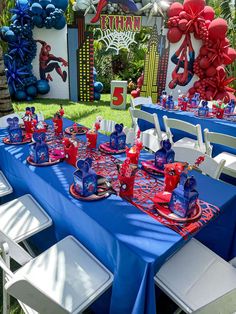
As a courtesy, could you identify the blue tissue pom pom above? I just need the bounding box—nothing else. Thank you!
[51,0,68,11]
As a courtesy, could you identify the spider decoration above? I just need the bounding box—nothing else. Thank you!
[8,37,37,63]
[4,56,31,93]
[138,0,170,21]
[10,0,32,26]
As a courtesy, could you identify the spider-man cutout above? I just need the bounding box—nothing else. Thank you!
[36,40,68,82]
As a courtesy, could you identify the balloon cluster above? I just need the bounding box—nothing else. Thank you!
[93,67,104,101]
[131,73,144,98]
[30,0,68,30]
[167,0,236,102]
[0,0,50,101]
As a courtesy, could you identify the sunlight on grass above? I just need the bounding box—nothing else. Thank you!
[13,94,132,129]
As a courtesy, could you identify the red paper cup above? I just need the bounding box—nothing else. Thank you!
[126,150,140,165]
[24,121,35,133]
[216,108,224,119]
[86,132,98,149]
[119,174,135,198]
[53,119,63,135]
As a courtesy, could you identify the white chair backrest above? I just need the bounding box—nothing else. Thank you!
[100,119,117,134]
[173,147,226,179]
[37,112,44,122]
[129,107,162,140]
[163,115,204,149]
[131,96,153,108]
[123,127,135,145]
[141,132,161,152]
[204,128,236,156]
[0,113,23,128]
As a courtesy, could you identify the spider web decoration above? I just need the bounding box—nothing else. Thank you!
[98,29,137,55]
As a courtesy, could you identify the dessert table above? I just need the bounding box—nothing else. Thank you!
[0,118,236,314]
[139,104,236,157]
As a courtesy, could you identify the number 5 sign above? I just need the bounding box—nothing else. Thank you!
[110,81,127,110]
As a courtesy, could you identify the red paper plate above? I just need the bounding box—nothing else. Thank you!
[155,202,202,223]
[3,137,32,145]
[153,191,172,204]
[64,126,88,135]
[141,160,164,175]
[194,112,214,119]
[20,122,48,130]
[70,183,111,202]
[26,156,62,167]
[99,142,127,155]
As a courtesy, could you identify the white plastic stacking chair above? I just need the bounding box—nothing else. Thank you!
[123,127,135,145]
[130,96,153,109]
[0,171,13,197]
[173,147,226,180]
[154,239,236,314]
[0,113,23,128]
[0,194,52,255]
[100,119,117,134]
[204,129,236,179]
[0,231,113,314]
[129,108,166,151]
[163,116,205,153]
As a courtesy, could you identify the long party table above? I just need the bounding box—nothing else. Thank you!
[0,118,236,314]
[139,104,236,157]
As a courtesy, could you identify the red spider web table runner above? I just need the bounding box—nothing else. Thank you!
[78,143,220,239]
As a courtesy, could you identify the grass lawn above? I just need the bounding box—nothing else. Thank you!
[1,93,132,314]
[13,94,132,129]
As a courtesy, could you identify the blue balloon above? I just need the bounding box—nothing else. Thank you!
[54,15,66,30]
[51,0,68,11]
[31,3,43,14]
[36,80,50,94]
[94,81,103,93]
[4,30,17,43]
[33,15,44,27]
[39,0,50,9]
[26,85,38,97]
[94,92,101,101]
[46,3,55,13]
[15,90,27,100]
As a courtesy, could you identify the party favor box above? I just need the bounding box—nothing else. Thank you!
[7,117,23,143]
[110,124,126,150]
[169,173,199,218]
[74,158,97,197]
[30,132,49,164]
[155,139,175,170]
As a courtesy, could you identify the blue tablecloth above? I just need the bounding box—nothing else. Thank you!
[139,104,236,157]
[0,118,236,314]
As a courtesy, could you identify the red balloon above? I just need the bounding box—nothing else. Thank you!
[215,91,231,102]
[168,2,183,18]
[131,89,140,98]
[183,0,205,15]
[194,81,201,89]
[200,46,208,56]
[224,47,236,65]
[178,19,188,31]
[167,27,183,43]
[202,6,215,20]
[208,18,228,40]
[206,66,216,77]
[199,57,210,69]
[205,90,213,100]
[188,87,196,95]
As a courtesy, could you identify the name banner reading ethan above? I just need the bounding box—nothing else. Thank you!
[100,15,142,32]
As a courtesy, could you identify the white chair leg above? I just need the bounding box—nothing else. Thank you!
[22,241,36,258]
[2,244,10,314]
[174,308,183,314]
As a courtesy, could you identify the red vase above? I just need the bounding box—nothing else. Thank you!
[119,174,135,198]
[24,121,35,134]
[126,149,140,165]
[86,133,98,149]
[216,108,224,119]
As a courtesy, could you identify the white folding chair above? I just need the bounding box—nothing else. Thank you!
[163,116,205,153]
[100,119,117,134]
[0,231,113,314]
[130,96,153,109]
[0,194,52,256]
[129,108,166,152]
[173,147,226,180]
[154,238,236,314]
[204,129,236,179]
[0,171,13,198]
[0,113,23,128]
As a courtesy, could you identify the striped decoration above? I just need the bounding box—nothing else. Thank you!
[0,46,14,117]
